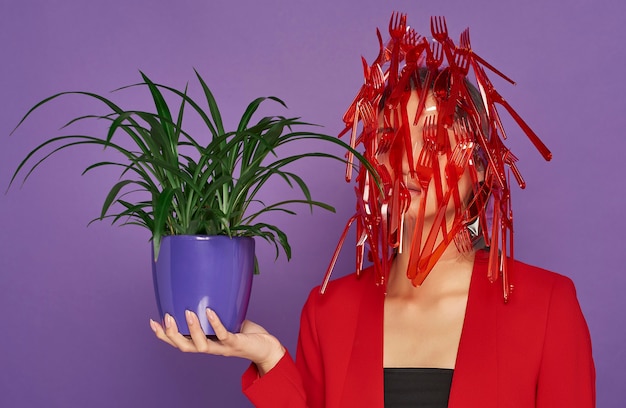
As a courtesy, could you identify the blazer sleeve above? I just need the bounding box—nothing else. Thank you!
[242,351,307,407]
[242,290,324,407]
[536,276,596,407]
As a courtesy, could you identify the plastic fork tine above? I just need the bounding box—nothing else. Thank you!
[450,131,465,169]
[389,11,407,38]
[454,226,473,253]
[450,118,474,172]
[441,16,448,36]
[371,63,385,91]
[459,27,471,50]
[419,116,436,168]
[459,29,469,49]
[360,101,375,129]
[453,117,468,145]
[430,16,450,43]
[503,149,526,189]
[431,41,443,65]
[454,47,470,75]
[376,129,393,155]
[430,16,442,38]
[404,27,419,46]
[389,12,397,33]
[402,29,422,64]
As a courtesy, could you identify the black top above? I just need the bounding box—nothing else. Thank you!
[384,367,454,408]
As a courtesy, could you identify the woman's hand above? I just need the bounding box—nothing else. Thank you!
[149,309,285,375]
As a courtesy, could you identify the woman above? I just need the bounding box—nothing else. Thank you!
[150,13,595,407]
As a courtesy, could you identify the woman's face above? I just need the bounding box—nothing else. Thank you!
[376,88,477,225]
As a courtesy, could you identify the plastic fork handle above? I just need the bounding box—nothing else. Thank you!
[321,214,358,294]
[492,93,552,161]
[417,221,465,281]
[471,53,516,85]
[345,101,360,182]
[441,41,456,68]
[507,160,526,189]
[373,28,385,66]
[418,182,458,270]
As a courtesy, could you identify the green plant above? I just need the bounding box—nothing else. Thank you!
[10,70,378,270]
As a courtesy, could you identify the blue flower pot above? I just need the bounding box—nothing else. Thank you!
[152,235,255,337]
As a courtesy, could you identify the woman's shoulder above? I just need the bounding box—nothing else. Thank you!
[475,249,577,296]
[302,267,382,313]
[472,251,590,354]
[509,256,577,296]
[472,252,583,324]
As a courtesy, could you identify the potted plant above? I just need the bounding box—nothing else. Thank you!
[9,70,376,336]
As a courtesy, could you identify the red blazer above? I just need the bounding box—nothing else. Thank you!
[242,251,595,407]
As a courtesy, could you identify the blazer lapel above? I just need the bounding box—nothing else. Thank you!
[340,274,386,407]
[449,251,499,407]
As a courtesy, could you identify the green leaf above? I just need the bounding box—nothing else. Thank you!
[100,179,137,219]
[243,199,335,225]
[194,69,224,135]
[253,256,260,275]
[234,222,291,260]
[140,71,175,142]
[152,187,177,261]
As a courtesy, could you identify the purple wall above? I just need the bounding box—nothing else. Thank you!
[0,0,622,406]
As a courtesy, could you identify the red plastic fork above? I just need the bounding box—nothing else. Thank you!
[373,28,386,66]
[370,63,385,94]
[445,117,476,226]
[449,117,475,175]
[388,12,407,87]
[413,39,443,125]
[406,114,437,282]
[430,16,455,65]
[453,223,473,253]
[346,100,375,181]
[475,63,552,161]
[459,28,516,85]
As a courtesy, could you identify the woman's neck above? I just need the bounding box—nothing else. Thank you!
[386,243,475,301]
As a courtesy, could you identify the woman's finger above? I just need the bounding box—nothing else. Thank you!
[206,308,231,342]
[149,319,178,348]
[162,313,198,352]
[185,310,212,353]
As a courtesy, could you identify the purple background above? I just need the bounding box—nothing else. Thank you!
[0,0,622,406]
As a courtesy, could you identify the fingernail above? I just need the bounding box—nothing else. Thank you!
[206,308,215,320]
[185,310,194,326]
[149,319,157,332]
[164,314,172,329]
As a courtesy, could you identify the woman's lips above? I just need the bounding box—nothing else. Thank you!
[407,186,422,195]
